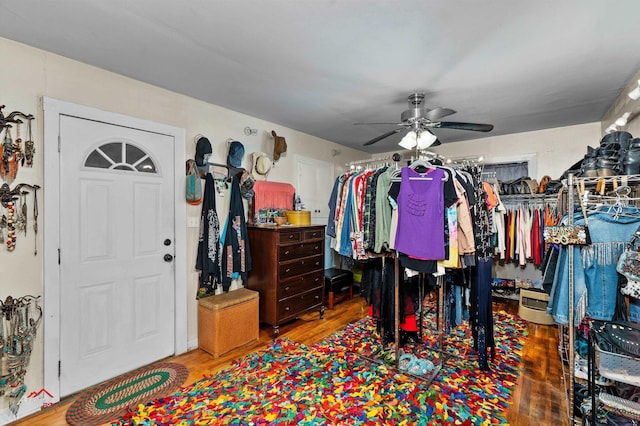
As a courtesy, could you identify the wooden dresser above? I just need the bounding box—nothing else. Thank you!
[246,224,325,338]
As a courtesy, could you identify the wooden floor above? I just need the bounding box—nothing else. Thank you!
[13,295,570,425]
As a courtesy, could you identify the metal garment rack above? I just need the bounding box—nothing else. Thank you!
[357,255,445,385]
[560,173,640,424]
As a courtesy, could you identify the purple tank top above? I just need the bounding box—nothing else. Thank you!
[394,166,445,259]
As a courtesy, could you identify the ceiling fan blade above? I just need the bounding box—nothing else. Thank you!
[354,122,403,125]
[363,128,405,146]
[434,122,494,132]
[425,107,456,121]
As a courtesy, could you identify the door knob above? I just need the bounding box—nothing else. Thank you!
[164,238,172,246]
[164,254,174,262]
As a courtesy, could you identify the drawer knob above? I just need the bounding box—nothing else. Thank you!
[285,286,290,291]
[284,250,290,255]
[288,234,294,239]
[314,246,319,250]
[315,262,320,266]
[315,295,319,300]
[301,261,305,265]
[315,278,319,282]
[286,268,291,273]
[285,307,290,311]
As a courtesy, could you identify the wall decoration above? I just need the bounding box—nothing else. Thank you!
[0,183,40,253]
[0,105,36,184]
[0,295,42,415]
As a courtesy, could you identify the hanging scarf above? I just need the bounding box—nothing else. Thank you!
[196,174,221,297]
[222,176,252,291]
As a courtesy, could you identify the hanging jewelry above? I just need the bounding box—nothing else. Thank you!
[6,200,15,251]
[1,124,13,182]
[15,192,26,235]
[13,120,24,167]
[0,211,5,244]
[24,118,34,168]
[32,185,38,255]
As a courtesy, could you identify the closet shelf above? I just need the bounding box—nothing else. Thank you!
[563,173,640,186]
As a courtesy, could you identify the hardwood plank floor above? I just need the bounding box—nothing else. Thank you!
[12,295,570,425]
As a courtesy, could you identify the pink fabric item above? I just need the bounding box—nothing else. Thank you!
[253,181,295,211]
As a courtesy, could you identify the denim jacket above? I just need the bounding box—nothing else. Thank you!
[548,207,640,324]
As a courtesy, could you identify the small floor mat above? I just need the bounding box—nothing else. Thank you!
[65,361,188,426]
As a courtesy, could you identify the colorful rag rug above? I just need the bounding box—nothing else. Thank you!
[66,362,188,426]
[113,310,527,425]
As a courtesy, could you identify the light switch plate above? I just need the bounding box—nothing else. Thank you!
[187,217,200,228]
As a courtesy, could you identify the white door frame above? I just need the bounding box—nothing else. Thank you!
[42,97,187,402]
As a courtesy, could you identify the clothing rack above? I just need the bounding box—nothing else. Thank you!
[560,173,640,423]
[411,149,446,164]
[346,153,402,170]
[481,170,497,180]
[341,155,446,383]
[357,254,445,384]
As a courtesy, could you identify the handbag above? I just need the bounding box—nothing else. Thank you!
[185,159,203,205]
[616,225,640,297]
[592,320,640,357]
[544,179,563,194]
[543,225,589,245]
[499,176,538,195]
[543,186,592,246]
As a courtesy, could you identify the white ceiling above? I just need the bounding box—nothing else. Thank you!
[1,1,640,153]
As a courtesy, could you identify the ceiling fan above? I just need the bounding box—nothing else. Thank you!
[356,93,494,146]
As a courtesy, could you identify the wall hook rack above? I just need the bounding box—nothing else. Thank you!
[0,182,40,207]
[0,105,34,129]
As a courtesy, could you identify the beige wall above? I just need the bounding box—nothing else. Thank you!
[431,122,602,180]
[0,36,367,419]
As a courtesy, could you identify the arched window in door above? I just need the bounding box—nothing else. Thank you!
[84,141,157,173]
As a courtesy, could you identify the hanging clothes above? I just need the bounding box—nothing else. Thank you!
[221,176,252,292]
[196,173,222,297]
[394,166,446,260]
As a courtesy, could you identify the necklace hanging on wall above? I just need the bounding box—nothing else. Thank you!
[0,183,39,253]
[0,124,16,183]
[0,105,36,181]
[0,210,6,244]
[6,199,15,251]
[23,117,34,168]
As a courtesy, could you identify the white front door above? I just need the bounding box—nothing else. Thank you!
[58,115,176,396]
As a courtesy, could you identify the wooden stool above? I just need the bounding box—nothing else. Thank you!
[324,268,353,310]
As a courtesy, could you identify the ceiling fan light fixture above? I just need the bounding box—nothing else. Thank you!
[416,130,438,149]
[398,131,418,149]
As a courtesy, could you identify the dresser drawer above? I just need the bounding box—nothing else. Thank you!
[279,242,323,261]
[279,271,323,299]
[303,228,324,241]
[278,230,301,243]
[279,255,323,279]
[278,287,324,321]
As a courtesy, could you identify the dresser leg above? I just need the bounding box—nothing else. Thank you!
[319,305,325,319]
[272,325,279,340]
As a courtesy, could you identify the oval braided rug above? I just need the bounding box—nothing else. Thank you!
[66,362,188,426]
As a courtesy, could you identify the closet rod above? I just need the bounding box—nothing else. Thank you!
[500,194,558,201]
[346,152,401,167]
